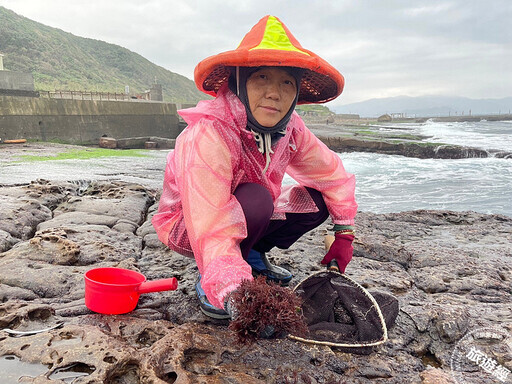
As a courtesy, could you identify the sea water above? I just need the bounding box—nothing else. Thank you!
[335,152,511,216]
[1,121,510,217]
[296,120,512,217]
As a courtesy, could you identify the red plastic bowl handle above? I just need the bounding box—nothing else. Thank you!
[137,277,178,294]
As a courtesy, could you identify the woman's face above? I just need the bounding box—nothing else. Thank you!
[246,67,298,127]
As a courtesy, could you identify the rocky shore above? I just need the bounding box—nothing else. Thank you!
[1,177,511,383]
[308,124,512,159]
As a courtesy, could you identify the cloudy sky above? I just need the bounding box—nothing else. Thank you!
[0,0,510,107]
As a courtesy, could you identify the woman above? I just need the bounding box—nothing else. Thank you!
[153,15,357,320]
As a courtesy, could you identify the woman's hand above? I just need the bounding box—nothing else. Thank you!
[321,233,354,273]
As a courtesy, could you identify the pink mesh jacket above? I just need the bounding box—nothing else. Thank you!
[152,85,357,308]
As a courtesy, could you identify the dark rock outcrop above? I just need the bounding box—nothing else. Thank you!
[317,135,491,159]
[99,136,176,150]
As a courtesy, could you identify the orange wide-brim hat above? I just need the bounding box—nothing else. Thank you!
[194,15,344,104]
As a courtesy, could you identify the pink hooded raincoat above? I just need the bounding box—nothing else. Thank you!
[152,85,357,308]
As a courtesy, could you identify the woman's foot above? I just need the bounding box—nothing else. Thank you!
[195,275,231,319]
[247,249,293,285]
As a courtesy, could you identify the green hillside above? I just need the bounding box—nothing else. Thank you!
[295,104,334,116]
[0,6,206,103]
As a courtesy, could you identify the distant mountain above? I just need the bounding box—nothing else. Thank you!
[334,95,512,118]
[0,6,206,103]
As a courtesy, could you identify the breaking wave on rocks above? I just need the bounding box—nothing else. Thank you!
[336,152,511,216]
[387,119,512,153]
[289,120,512,216]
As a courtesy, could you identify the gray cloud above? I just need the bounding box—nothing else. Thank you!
[0,0,510,107]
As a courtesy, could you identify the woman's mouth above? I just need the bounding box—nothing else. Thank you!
[260,105,279,113]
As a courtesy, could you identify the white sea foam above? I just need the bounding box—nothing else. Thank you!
[385,120,512,152]
[337,152,511,216]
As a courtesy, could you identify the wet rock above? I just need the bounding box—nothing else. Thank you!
[36,211,119,231]
[0,258,87,300]
[347,256,413,294]
[145,141,158,149]
[0,229,17,253]
[116,136,151,149]
[99,136,117,149]
[0,301,56,330]
[112,218,140,234]
[137,207,166,249]
[316,135,491,160]
[53,181,153,226]
[0,181,511,383]
[420,367,456,383]
[434,145,488,159]
[0,283,39,302]
[3,224,142,266]
[142,233,167,249]
[434,307,470,344]
[0,321,150,383]
[107,136,176,150]
[28,228,81,265]
[494,151,512,159]
[136,206,159,238]
[0,194,52,241]
[53,299,90,317]
[356,359,393,378]
[149,137,176,149]
[24,179,81,210]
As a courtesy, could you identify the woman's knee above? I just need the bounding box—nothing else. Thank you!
[234,183,274,222]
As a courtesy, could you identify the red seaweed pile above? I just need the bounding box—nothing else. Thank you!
[228,276,308,344]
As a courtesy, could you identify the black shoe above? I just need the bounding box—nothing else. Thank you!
[247,249,293,285]
[195,275,231,319]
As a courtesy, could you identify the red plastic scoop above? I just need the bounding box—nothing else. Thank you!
[85,267,178,314]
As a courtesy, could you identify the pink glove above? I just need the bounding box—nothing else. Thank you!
[321,233,354,273]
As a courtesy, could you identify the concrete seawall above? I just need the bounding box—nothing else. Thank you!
[0,95,180,144]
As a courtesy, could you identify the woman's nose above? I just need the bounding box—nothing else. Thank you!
[265,81,281,99]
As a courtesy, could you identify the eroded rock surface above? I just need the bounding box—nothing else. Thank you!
[1,180,511,383]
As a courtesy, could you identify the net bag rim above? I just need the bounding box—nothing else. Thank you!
[288,270,389,348]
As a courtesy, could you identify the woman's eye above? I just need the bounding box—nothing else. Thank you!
[283,79,296,89]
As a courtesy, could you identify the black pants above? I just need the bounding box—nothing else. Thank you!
[234,183,329,259]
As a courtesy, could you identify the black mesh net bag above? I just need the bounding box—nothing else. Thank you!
[289,271,399,354]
